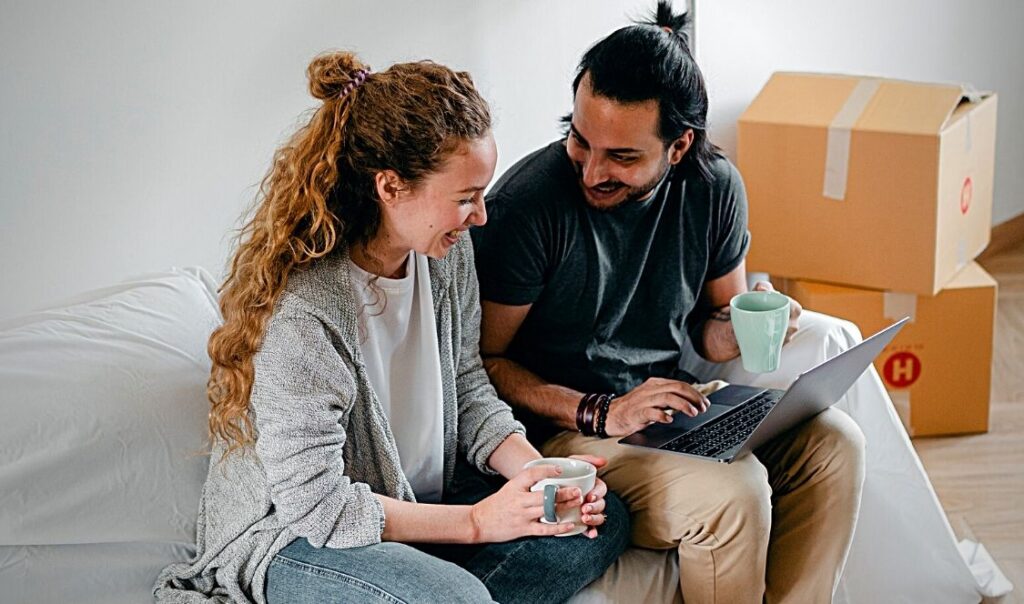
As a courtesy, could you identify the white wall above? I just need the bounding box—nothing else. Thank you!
[10,1,1012,320]
[695,0,1024,226]
[0,0,657,320]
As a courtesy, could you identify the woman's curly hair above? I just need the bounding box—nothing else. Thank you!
[207,50,491,457]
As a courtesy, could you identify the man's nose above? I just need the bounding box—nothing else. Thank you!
[581,155,607,188]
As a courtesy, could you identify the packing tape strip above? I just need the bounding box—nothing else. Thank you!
[823,79,881,201]
[884,292,917,323]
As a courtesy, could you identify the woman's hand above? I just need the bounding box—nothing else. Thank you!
[469,464,585,543]
[567,454,610,539]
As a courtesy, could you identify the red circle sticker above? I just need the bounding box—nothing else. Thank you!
[883,352,921,389]
[960,176,973,215]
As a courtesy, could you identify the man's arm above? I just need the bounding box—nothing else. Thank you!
[696,260,802,362]
[480,301,709,437]
[697,261,748,363]
[479,301,582,431]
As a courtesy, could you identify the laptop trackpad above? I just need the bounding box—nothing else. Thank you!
[665,385,768,433]
[627,402,733,448]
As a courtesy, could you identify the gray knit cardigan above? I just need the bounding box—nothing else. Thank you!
[154,236,525,603]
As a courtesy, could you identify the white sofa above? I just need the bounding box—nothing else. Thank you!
[0,268,1005,603]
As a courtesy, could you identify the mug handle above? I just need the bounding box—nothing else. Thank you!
[543,484,558,523]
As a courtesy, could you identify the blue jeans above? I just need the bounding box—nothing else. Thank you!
[265,465,630,603]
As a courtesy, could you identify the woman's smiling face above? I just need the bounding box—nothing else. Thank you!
[379,132,496,260]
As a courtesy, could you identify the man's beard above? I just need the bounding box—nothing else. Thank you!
[574,155,672,211]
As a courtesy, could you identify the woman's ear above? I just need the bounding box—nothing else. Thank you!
[374,170,407,206]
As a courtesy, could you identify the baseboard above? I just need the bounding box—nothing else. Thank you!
[979,212,1024,262]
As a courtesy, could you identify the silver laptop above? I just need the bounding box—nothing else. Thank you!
[619,318,908,463]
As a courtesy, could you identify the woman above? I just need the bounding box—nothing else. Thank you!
[154,51,629,603]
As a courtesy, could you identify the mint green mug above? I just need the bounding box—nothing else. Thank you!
[730,291,790,373]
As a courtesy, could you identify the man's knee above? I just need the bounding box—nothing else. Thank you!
[633,458,772,550]
[805,408,867,482]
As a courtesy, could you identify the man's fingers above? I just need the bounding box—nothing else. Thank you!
[645,407,675,423]
[652,393,704,416]
[647,382,711,411]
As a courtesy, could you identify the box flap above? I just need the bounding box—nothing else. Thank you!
[943,262,998,291]
[855,79,967,135]
[740,72,980,135]
[739,72,861,129]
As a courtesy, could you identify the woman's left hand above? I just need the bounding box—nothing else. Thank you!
[568,454,610,539]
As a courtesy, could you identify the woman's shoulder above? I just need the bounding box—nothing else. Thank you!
[274,252,352,323]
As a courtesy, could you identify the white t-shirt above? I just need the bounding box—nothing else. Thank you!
[348,252,445,502]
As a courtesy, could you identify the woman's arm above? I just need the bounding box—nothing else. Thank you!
[375,496,477,543]
[253,306,386,549]
[451,239,529,473]
[486,432,542,479]
[376,463,581,544]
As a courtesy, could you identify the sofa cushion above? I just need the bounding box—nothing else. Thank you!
[0,268,220,547]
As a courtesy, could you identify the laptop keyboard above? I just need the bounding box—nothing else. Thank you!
[659,390,782,458]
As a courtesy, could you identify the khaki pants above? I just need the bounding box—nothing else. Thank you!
[542,382,866,604]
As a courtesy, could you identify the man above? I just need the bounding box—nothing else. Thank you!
[470,3,866,603]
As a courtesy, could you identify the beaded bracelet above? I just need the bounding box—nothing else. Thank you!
[595,394,616,438]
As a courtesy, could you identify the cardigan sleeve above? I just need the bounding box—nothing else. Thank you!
[451,237,527,474]
[251,303,385,549]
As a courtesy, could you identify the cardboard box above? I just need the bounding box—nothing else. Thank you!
[739,72,998,295]
[778,262,996,437]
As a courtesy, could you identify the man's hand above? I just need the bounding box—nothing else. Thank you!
[751,281,802,342]
[604,378,710,437]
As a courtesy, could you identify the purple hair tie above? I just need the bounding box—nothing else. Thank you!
[340,69,369,99]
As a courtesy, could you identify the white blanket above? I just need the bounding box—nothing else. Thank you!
[0,270,1009,603]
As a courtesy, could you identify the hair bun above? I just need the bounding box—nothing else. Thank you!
[650,0,691,50]
[307,51,370,101]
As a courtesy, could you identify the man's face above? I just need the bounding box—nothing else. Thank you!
[565,73,689,210]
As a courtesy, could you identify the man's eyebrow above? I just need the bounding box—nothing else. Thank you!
[569,123,590,147]
[570,123,643,155]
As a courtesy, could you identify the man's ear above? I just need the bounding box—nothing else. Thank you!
[374,170,407,205]
[668,129,695,165]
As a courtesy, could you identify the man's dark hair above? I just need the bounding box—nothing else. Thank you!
[563,1,721,181]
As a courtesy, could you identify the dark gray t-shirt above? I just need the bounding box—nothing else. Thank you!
[472,140,749,437]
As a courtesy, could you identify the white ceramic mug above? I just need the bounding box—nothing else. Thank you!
[523,457,597,537]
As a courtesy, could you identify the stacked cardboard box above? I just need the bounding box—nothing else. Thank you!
[738,72,999,436]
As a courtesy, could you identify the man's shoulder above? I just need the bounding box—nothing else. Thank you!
[680,155,739,193]
[489,140,575,205]
[707,155,740,183]
[673,156,744,210]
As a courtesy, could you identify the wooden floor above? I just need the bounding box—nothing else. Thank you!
[915,239,1024,603]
